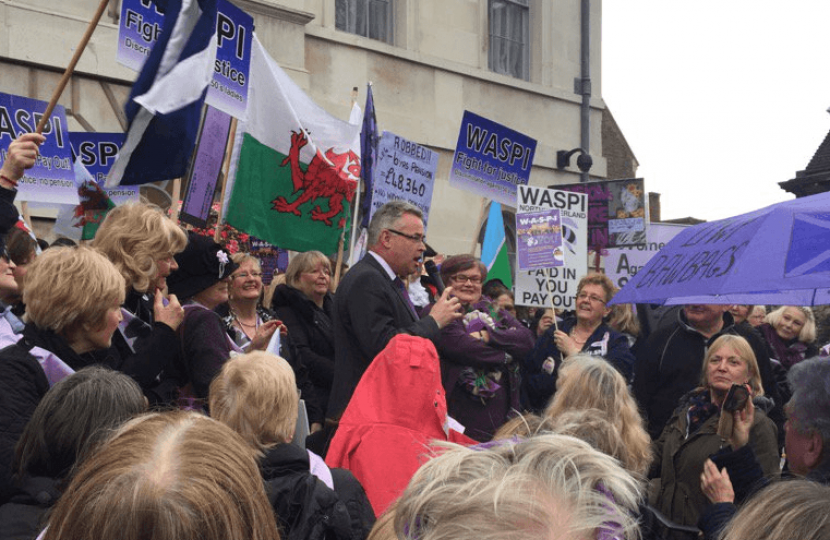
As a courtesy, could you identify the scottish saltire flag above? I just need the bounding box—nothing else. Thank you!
[359,83,378,228]
[481,202,513,289]
[106,0,218,187]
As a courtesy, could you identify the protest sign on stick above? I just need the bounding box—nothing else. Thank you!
[514,185,588,310]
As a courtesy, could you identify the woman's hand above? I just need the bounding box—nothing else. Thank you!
[0,133,45,187]
[249,319,281,351]
[154,289,184,331]
[468,330,490,343]
[553,330,579,357]
[701,458,735,504]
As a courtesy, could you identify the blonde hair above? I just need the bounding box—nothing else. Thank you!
[209,351,298,452]
[608,302,640,338]
[720,480,830,540]
[701,335,765,396]
[367,503,397,540]
[24,246,125,338]
[43,411,279,540]
[230,252,262,271]
[395,434,642,540]
[548,408,647,479]
[766,305,817,343]
[491,413,546,441]
[285,251,331,289]
[544,355,652,477]
[92,202,187,293]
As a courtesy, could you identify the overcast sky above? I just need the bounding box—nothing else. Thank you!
[602,2,830,222]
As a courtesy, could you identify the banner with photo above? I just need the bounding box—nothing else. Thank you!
[515,208,564,271]
[514,185,588,309]
[557,178,647,250]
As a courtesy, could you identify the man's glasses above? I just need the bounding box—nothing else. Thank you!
[387,229,426,244]
[576,292,607,304]
[232,272,263,280]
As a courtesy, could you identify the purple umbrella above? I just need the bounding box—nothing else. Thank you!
[611,191,830,306]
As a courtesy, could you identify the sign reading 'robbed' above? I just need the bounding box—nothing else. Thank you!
[448,111,536,207]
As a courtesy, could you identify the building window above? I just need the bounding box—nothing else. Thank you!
[489,0,529,80]
[336,0,393,44]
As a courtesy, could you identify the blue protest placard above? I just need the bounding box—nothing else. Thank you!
[369,132,438,228]
[205,0,253,119]
[516,208,565,271]
[69,132,139,204]
[117,0,165,71]
[0,93,77,204]
[117,0,253,119]
[448,111,536,207]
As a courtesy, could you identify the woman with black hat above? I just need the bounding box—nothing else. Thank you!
[167,233,279,405]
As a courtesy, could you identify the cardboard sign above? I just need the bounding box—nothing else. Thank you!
[369,131,437,228]
[69,132,139,204]
[515,185,587,309]
[604,223,687,289]
[180,106,232,228]
[448,111,536,207]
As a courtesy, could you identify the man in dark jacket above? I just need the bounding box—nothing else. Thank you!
[633,304,783,440]
[328,201,462,419]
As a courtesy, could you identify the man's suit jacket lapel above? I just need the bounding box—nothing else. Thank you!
[363,255,418,323]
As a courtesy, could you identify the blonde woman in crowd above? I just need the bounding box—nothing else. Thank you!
[394,433,642,540]
[92,202,187,404]
[209,351,374,540]
[543,354,652,478]
[0,247,126,504]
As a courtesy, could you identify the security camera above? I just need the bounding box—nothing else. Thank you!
[576,153,593,172]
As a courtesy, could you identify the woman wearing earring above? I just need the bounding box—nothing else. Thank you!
[221,252,281,352]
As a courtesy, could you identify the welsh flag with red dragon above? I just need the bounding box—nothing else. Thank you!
[225,35,361,254]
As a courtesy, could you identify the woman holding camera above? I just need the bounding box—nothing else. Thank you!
[648,334,779,528]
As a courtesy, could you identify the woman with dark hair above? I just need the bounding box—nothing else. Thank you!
[4,227,36,316]
[0,367,146,540]
[422,254,534,441]
[166,232,244,404]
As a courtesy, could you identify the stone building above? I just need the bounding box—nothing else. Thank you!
[0,0,638,253]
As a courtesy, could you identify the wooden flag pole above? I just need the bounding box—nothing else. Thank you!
[214,118,238,243]
[35,0,110,134]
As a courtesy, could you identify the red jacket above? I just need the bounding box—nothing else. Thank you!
[325,334,474,515]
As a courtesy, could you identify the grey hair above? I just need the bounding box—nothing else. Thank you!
[367,201,423,247]
[787,357,830,460]
[720,480,830,540]
[394,433,643,540]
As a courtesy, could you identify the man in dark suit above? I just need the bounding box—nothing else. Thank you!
[327,201,463,419]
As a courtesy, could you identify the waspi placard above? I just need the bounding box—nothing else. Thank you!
[0,92,77,205]
[449,111,536,207]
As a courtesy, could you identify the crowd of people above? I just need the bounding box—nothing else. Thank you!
[1,132,830,540]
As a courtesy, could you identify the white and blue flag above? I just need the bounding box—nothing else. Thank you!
[107,0,217,187]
